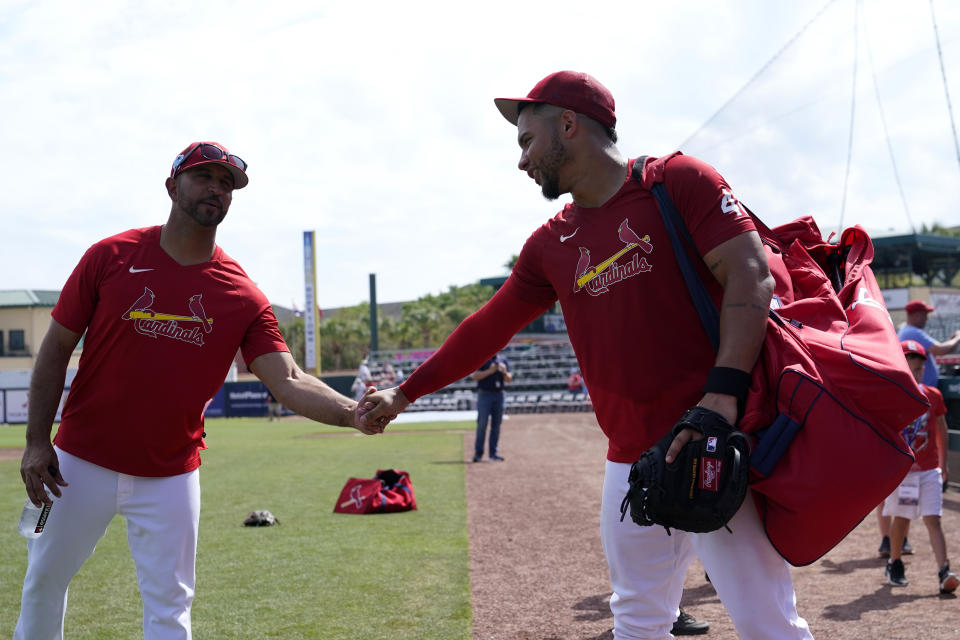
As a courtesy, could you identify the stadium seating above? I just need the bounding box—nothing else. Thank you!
[367,338,593,414]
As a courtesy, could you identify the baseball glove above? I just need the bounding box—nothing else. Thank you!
[620,406,750,534]
[243,510,279,527]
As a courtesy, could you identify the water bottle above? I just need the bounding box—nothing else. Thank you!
[17,465,58,539]
[18,495,53,538]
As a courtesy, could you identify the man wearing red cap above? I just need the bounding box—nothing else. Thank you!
[361,72,811,638]
[15,142,386,640]
[898,299,960,387]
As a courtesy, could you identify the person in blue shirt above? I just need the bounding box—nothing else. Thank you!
[471,354,513,462]
[897,299,960,386]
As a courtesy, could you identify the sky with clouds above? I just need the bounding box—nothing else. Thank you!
[2,0,958,310]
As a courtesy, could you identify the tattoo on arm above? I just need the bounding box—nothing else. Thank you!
[724,301,768,313]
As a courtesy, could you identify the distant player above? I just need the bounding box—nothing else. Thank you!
[882,340,957,593]
[471,353,512,462]
[15,141,385,639]
[361,71,812,638]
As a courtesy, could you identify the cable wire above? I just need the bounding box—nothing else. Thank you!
[862,4,916,233]
[929,0,960,179]
[838,0,859,233]
[680,0,840,149]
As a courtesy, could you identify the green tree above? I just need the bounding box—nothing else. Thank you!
[278,315,305,368]
[920,222,960,237]
[302,282,498,370]
[398,283,495,348]
[327,303,372,370]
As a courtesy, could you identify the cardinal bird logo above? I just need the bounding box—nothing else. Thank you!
[121,290,215,346]
[188,295,213,334]
[122,287,156,320]
[574,247,592,290]
[573,218,653,295]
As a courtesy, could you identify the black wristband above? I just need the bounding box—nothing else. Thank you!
[703,367,752,424]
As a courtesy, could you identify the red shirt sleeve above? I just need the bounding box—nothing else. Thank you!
[52,242,108,333]
[240,300,289,367]
[925,385,947,418]
[506,227,561,308]
[644,153,756,256]
[399,286,552,401]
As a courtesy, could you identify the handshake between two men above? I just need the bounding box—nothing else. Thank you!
[358,386,409,432]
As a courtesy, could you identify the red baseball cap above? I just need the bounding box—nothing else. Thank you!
[494,71,616,128]
[904,299,935,314]
[170,141,249,189]
[901,339,928,360]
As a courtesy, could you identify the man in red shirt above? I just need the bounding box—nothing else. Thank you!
[16,142,385,640]
[882,340,958,593]
[361,72,811,638]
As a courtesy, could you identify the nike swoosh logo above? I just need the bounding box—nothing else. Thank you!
[560,227,580,243]
[129,267,154,273]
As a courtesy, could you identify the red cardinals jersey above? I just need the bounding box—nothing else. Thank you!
[505,154,755,462]
[904,384,947,471]
[52,226,288,476]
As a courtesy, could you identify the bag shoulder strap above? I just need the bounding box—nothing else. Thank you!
[632,156,720,351]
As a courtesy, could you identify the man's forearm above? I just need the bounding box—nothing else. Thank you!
[26,345,72,445]
[472,366,496,381]
[400,286,550,402]
[930,333,960,356]
[714,272,773,372]
[278,375,356,427]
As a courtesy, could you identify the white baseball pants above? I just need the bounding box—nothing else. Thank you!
[882,468,944,519]
[14,447,201,640]
[601,460,813,639]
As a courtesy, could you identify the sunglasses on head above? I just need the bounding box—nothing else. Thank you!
[171,143,247,177]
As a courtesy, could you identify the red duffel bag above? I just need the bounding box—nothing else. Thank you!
[641,155,929,566]
[739,219,928,565]
[333,469,417,514]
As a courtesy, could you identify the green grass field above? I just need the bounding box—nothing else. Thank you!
[0,418,475,639]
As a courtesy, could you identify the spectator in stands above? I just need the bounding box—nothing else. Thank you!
[567,368,583,396]
[351,375,368,401]
[471,353,513,462]
[358,357,373,384]
[382,363,398,387]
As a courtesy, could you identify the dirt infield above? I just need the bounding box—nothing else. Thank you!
[0,447,22,463]
[465,412,960,640]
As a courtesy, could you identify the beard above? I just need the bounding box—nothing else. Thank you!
[537,131,567,201]
[183,196,228,227]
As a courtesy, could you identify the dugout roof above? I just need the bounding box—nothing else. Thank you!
[871,233,960,287]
